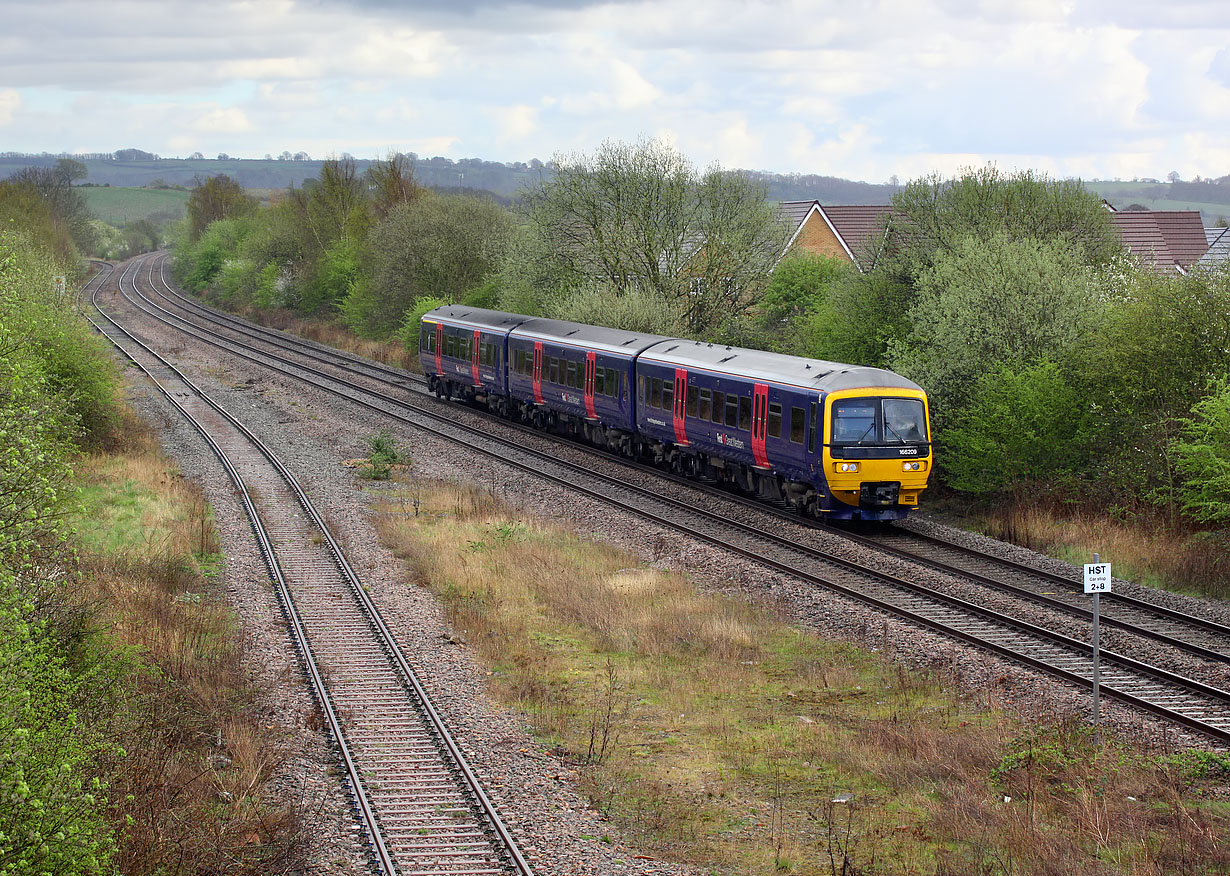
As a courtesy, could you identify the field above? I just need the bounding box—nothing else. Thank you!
[1086,181,1230,223]
[83,186,189,225]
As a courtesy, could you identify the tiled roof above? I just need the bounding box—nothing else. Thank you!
[777,200,819,230]
[822,205,894,267]
[1150,211,1209,268]
[1109,212,1176,271]
[1206,227,1226,247]
[1199,227,1230,266]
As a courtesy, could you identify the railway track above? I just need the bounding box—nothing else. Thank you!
[86,261,535,876]
[105,253,1230,745]
[135,255,1230,668]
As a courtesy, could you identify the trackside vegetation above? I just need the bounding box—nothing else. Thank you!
[0,190,303,871]
[374,476,1230,876]
[174,151,1230,597]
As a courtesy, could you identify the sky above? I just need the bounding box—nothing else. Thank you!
[3,0,1230,183]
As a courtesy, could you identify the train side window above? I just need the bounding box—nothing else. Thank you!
[428,330,435,353]
[808,402,818,452]
[606,368,617,396]
[565,360,576,388]
[790,406,805,444]
[768,402,783,439]
[726,395,740,428]
[686,385,698,418]
[445,335,455,357]
[638,375,645,402]
[661,380,674,412]
[698,389,711,421]
[650,377,663,408]
[514,349,523,374]
[737,396,751,430]
[712,391,725,423]
[420,326,428,351]
[595,366,605,395]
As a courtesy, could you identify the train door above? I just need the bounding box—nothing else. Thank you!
[434,323,443,375]
[584,352,597,419]
[471,329,481,386]
[532,342,544,404]
[751,383,769,468]
[673,369,689,445]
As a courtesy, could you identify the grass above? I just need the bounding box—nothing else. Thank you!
[72,411,305,875]
[373,475,1230,875]
[82,186,189,225]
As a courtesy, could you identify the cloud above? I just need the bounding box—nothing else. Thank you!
[492,104,539,141]
[193,107,254,133]
[0,89,20,125]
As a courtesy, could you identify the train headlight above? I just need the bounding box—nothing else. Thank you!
[836,462,860,473]
[902,461,922,472]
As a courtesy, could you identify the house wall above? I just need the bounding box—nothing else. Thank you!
[793,211,851,262]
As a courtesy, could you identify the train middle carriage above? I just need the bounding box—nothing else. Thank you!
[506,318,674,453]
[418,305,530,412]
[634,341,932,521]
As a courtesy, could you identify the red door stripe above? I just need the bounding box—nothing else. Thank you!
[471,329,481,386]
[532,342,544,404]
[673,368,689,445]
[751,383,769,468]
[584,351,597,419]
[434,323,443,376]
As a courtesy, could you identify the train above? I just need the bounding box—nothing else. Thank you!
[419,305,932,522]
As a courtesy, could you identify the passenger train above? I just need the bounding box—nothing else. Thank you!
[419,305,932,522]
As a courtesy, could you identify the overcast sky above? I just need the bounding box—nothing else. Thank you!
[4,0,1229,182]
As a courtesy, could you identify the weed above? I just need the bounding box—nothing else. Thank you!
[361,430,407,480]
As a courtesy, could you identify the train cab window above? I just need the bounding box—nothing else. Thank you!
[790,407,806,444]
[661,381,674,413]
[884,398,928,442]
[726,395,740,428]
[738,396,751,431]
[686,386,698,418]
[650,377,663,409]
[832,400,878,443]
[768,402,782,439]
[698,389,712,421]
[808,402,818,452]
[712,391,725,424]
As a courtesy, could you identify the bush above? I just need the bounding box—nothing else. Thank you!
[1171,379,1230,524]
[396,296,448,354]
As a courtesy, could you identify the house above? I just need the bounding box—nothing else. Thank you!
[777,200,893,271]
[1105,209,1209,273]
[1199,227,1230,267]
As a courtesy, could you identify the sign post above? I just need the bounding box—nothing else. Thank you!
[1083,554,1112,745]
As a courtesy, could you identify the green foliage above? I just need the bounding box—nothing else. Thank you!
[0,229,123,875]
[362,430,406,480]
[348,193,512,338]
[888,232,1097,420]
[173,216,253,294]
[757,254,850,354]
[396,296,448,353]
[943,362,1091,495]
[508,138,790,338]
[1170,379,1230,524]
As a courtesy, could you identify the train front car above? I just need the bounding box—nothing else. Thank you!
[419,305,529,413]
[634,340,931,522]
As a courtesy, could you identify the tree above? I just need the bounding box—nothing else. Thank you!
[189,151,204,160]
[1168,170,1181,184]
[278,151,293,161]
[216,152,231,161]
[1171,379,1230,523]
[510,138,791,338]
[186,174,256,240]
[7,160,96,253]
[345,193,513,337]
[366,152,422,219]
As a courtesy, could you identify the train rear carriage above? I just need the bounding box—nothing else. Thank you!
[419,306,529,414]
[635,341,931,521]
[507,318,674,453]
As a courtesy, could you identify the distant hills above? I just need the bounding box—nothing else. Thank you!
[3,152,1228,220]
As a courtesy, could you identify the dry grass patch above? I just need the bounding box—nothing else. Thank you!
[372,478,1230,874]
[73,416,305,875]
[229,305,418,371]
[975,502,1230,600]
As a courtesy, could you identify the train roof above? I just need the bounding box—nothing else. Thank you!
[638,339,923,394]
[510,317,678,357]
[423,305,532,333]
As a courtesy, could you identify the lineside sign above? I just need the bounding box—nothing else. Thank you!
[1083,563,1112,594]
